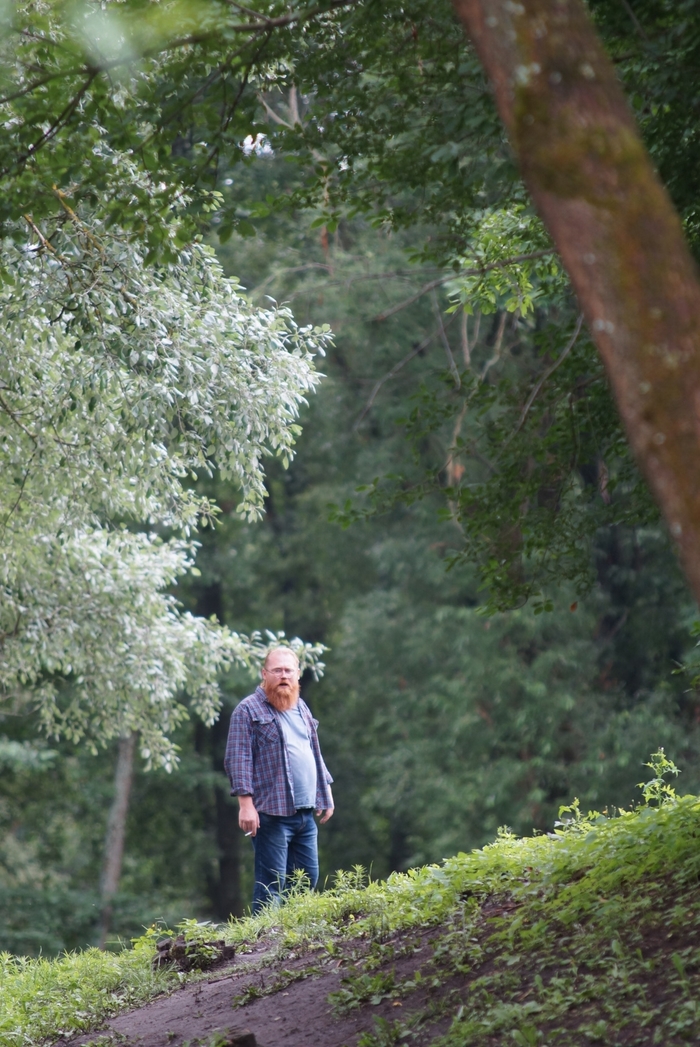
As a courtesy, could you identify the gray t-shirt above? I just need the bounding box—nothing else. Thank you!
[278,705,317,809]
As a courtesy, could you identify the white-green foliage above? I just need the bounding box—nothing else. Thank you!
[0,192,328,524]
[0,189,330,766]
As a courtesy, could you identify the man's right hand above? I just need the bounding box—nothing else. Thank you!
[238,795,260,837]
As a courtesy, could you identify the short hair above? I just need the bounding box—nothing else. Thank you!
[263,646,300,670]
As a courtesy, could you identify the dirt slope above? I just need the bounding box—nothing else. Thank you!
[63,925,454,1047]
[60,880,700,1047]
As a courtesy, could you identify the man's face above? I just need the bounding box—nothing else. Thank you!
[262,649,300,711]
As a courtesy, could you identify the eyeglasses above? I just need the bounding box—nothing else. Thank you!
[264,667,298,677]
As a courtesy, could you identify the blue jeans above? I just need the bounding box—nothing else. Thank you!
[251,810,319,914]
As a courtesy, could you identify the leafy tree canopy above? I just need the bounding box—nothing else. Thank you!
[1,0,682,609]
[3,1,696,253]
[2,0,699,764]
[0,63,330,763]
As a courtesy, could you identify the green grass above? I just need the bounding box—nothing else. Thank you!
[3,754,700,1046]
[0,938,174,1047]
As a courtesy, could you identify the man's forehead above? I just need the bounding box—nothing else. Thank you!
[265,649,299,668]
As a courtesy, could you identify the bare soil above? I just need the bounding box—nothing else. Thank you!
[62,926,453,1047]
[59,882,700,1047]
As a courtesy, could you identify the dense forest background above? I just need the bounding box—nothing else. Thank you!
[2,0,700,955]
[3,189,699,953]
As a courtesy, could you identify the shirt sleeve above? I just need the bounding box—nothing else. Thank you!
[320,754,333,785]
[308,710,334,786]
[224,702,254,796]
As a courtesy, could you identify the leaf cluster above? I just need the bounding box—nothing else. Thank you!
[0,176,328,764]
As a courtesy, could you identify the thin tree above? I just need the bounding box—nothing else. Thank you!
[98,733,137,949]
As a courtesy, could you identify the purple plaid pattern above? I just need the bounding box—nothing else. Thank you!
[224,686,334,816]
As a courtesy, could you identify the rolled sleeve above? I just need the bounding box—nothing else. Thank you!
[224,703,254,796]
[304,706,334,809]
[321,757,333,785]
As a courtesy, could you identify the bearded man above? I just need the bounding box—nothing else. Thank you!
[224,646,334,913]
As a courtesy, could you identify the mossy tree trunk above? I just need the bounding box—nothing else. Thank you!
[452,0,700,604]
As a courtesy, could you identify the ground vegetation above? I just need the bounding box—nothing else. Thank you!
[3,758,700,1047]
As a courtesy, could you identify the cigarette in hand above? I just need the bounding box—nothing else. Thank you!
[244,831,253,836]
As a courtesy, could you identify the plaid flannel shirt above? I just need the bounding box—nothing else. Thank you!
[224,686,334,816]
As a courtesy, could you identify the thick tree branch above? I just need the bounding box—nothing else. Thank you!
[453,0,700,605]
[98,732,137,949]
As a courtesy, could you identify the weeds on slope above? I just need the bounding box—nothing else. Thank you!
[333,751,700,1046]
[0,936,174,1047]
[2,752,699,1047]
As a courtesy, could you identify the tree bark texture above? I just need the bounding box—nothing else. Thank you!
[208,707,243,920]
[452,0,700,604]
[212,777,243,919]
[194,581,244,919]
[98,731,137,949]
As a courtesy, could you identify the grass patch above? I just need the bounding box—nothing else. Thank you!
[3,753,700,1046]
[0,938,174,1046]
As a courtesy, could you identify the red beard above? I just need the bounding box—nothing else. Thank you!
[263,677,300,711]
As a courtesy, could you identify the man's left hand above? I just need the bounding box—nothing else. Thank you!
[316,807,334,824]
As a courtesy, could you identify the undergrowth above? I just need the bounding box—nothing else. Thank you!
[2,751,699,1046]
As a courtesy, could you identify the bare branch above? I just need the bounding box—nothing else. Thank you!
[23,214,62,259]
[0,449,37,531]
[460,309,471,368]
[373,276,449,322]
[618,0,651,42]
[355,312,461,429]
[510,314,584,437]
[223,1,270,19]
[258,92,294,128]
[445,402,468,486]
[431,288,460,389]
[372,250,554,323]
[0,390,39,446]
[480,311,507,381]
[353,333,435,430]
[288,85,301,127]
[0,64,86,105]
[3,70,98,177]
[253,267,443,304]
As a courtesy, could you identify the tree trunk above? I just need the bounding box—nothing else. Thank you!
[193,580,244,919]
[206,709,244,920]
[452,0,700,604]
[98,731,137,949]
[213,772,243,919]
